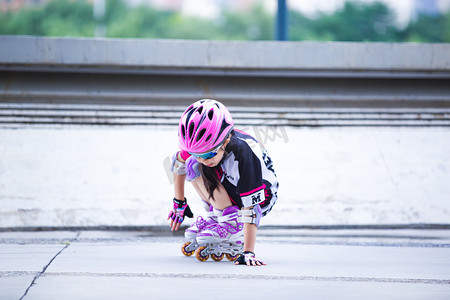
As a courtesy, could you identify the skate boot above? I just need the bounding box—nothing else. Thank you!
[181,204,219,256]
[195,206,243,262]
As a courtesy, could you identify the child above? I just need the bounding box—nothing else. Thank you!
[168,99,278,266]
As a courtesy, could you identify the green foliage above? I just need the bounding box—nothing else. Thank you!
[401,11,450,42]
[313,2,398,41]
[218,4,273,40]
[105,1,270,40]
[0,0,448,43]
[0,0,95,36]
[107,4,170,38]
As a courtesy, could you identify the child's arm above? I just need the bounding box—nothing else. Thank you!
[174,152,186,201]
[236,205,266,266]
[243,218,257,253]
[167,152,192,231]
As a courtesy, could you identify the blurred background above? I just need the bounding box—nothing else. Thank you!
[0,0,449,42]
[1,0,450,229]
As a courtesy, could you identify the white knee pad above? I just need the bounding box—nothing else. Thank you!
[237,205,262,227]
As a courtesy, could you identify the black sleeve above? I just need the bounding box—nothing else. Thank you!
[235,142,265,208]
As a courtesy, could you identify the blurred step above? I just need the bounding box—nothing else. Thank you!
[1,103,450,127]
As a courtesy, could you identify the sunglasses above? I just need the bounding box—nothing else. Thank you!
[189,145,222,160]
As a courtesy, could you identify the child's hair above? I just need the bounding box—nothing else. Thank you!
[200,130,234,201]
[200,164,220,201]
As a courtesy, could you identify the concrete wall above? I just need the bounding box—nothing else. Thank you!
[1,36,450,74]
[1,126,449,228]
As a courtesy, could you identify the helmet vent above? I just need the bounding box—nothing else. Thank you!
[214,119,231,144]
[197,106,203,115]
[189,122,195,139]
[207,109,214,120]
[205,134,212,142]
[181,125,186,139]
[197,128,206,142]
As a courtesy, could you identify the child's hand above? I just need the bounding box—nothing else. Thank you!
[234,251,266,266]
[167,198,193,231]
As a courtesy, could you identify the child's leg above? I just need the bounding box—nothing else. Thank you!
[190,179,208,204]
[191,177,233,210]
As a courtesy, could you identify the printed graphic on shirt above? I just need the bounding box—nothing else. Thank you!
[219,130,278,214]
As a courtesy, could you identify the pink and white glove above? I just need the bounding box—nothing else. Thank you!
[167,198,193,231]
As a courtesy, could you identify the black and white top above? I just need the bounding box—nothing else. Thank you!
[218,130,278,216]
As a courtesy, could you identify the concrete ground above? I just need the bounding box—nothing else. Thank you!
[1,228,450,300]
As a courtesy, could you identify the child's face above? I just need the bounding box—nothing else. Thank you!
[194,138,230,168]
[195,148,225,167]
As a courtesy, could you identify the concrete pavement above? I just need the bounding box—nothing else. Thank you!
[1,228,450,300]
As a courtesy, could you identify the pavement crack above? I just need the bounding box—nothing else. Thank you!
[19,243,70,300]
[73,231,81,241]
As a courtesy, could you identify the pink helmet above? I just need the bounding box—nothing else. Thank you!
[178,99,234,153]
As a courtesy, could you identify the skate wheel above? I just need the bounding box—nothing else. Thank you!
[211,253,224,262]
[195,246,209,262]
[181,242,195,256]
[226,253,240,262]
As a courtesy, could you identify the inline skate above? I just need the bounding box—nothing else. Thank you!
[181,204,218,256]
[194,206,243,262]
